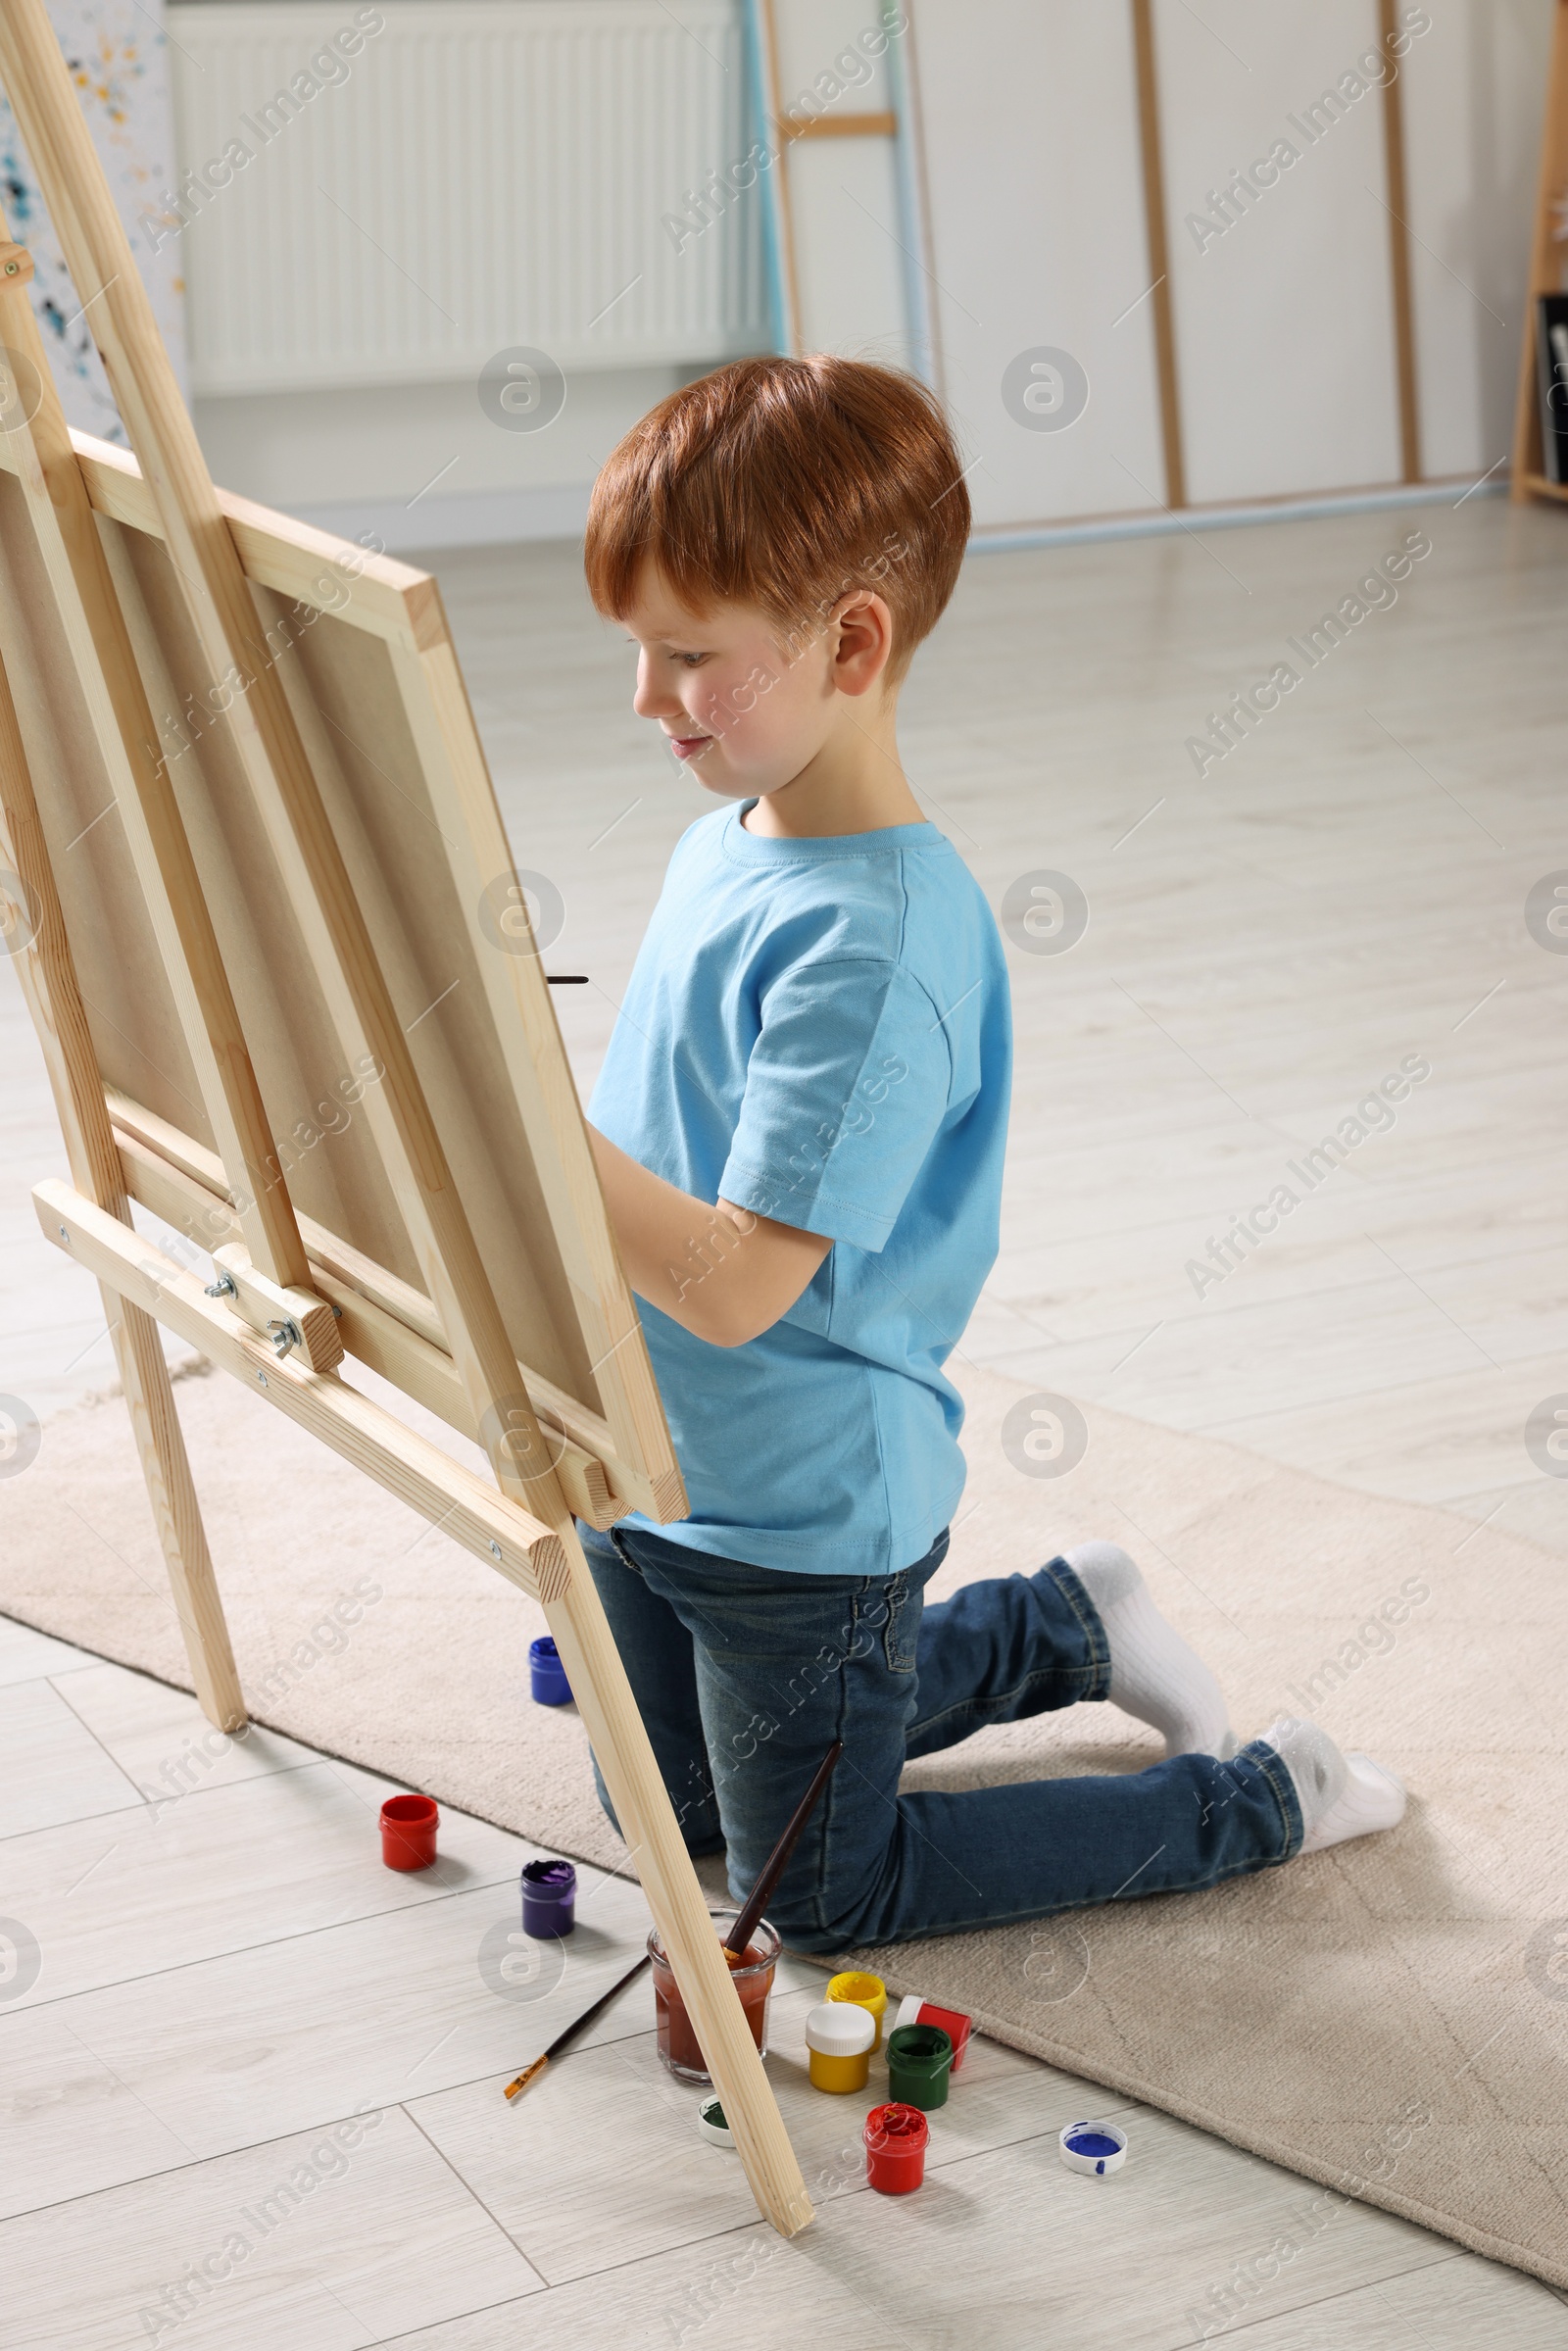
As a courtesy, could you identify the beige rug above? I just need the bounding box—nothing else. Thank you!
[5,1355,1565,2291]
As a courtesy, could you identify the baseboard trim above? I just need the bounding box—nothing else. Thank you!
[966,473,1510,555]
[290,480,592,555]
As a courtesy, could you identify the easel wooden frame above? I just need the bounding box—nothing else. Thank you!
[747,0,928,375]
[0,0,810,2237]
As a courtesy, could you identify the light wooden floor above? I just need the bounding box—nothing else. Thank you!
[5,1617,1568,2350]
[4,495,1568,2344]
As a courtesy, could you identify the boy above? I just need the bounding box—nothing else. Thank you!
[577,355,1402,1952]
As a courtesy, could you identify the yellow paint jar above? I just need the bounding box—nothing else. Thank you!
[806,1999,875,2093]
[826,1969,888,2052]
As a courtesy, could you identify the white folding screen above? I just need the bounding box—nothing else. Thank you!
[1152,0,1404,505]
[907,0,1168,529]
[899,0,1553,530]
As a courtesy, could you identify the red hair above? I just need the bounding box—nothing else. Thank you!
[584,355,969,683]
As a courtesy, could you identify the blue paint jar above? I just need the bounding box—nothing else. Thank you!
[521,1856,576,1937]
[529,1635,572,1705]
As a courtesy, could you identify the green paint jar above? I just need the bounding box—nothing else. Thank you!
[885,2022,954,2111]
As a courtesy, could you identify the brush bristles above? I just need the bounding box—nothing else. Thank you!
[503,2053,550,2101]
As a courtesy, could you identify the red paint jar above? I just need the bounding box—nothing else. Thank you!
[864,2102,929,2194]
[892,1993,972,2073]
[647,1909,779,2083]
[379,1792,438,1871]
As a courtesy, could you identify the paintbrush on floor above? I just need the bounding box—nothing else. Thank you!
[503,1952,649,2100]
[504,1736,844,2102]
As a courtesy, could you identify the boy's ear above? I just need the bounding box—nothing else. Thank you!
[829,590,895,699]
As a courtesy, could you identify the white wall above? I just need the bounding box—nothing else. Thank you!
[172,0,768,544]
[193,367,695,551]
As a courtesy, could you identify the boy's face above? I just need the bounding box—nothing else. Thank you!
[620,561,887,802]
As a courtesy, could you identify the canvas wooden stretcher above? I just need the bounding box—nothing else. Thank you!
[0,0,811,2236]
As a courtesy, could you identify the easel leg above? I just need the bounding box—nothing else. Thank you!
[0,607,247,1738]
[104,1290,246,1734]
[543,1520,813,2237]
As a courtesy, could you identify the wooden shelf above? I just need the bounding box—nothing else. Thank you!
[1512,0,1568,503]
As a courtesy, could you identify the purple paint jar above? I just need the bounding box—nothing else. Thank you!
[521,1857,576,1937]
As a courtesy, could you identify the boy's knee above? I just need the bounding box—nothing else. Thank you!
[768,1914,848,1957]
[751,1878,819,1947]
[594,1758,722,1855]
[750,1869,876,1955]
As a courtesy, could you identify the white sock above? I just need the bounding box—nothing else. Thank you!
[1064,1541,1237,1761]
[1259,1716,1406,1852]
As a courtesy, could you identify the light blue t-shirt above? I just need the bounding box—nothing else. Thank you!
[589,802,1011,1575]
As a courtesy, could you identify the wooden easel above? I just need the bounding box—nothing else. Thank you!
[746,0,931,378]
[0,0,810,2237]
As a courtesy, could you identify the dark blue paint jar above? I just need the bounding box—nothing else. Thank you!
[529,1635,572,1705]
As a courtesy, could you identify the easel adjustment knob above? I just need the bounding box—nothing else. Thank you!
[209,1243,344,1372]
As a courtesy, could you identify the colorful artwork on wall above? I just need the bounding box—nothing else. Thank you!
[0,0,187,440]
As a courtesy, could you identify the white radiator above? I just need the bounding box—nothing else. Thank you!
[163,0,767,395]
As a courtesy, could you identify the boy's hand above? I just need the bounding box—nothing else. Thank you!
[588,1128,831,1347]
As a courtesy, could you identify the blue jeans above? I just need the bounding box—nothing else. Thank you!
[577,1521,1303,1952]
